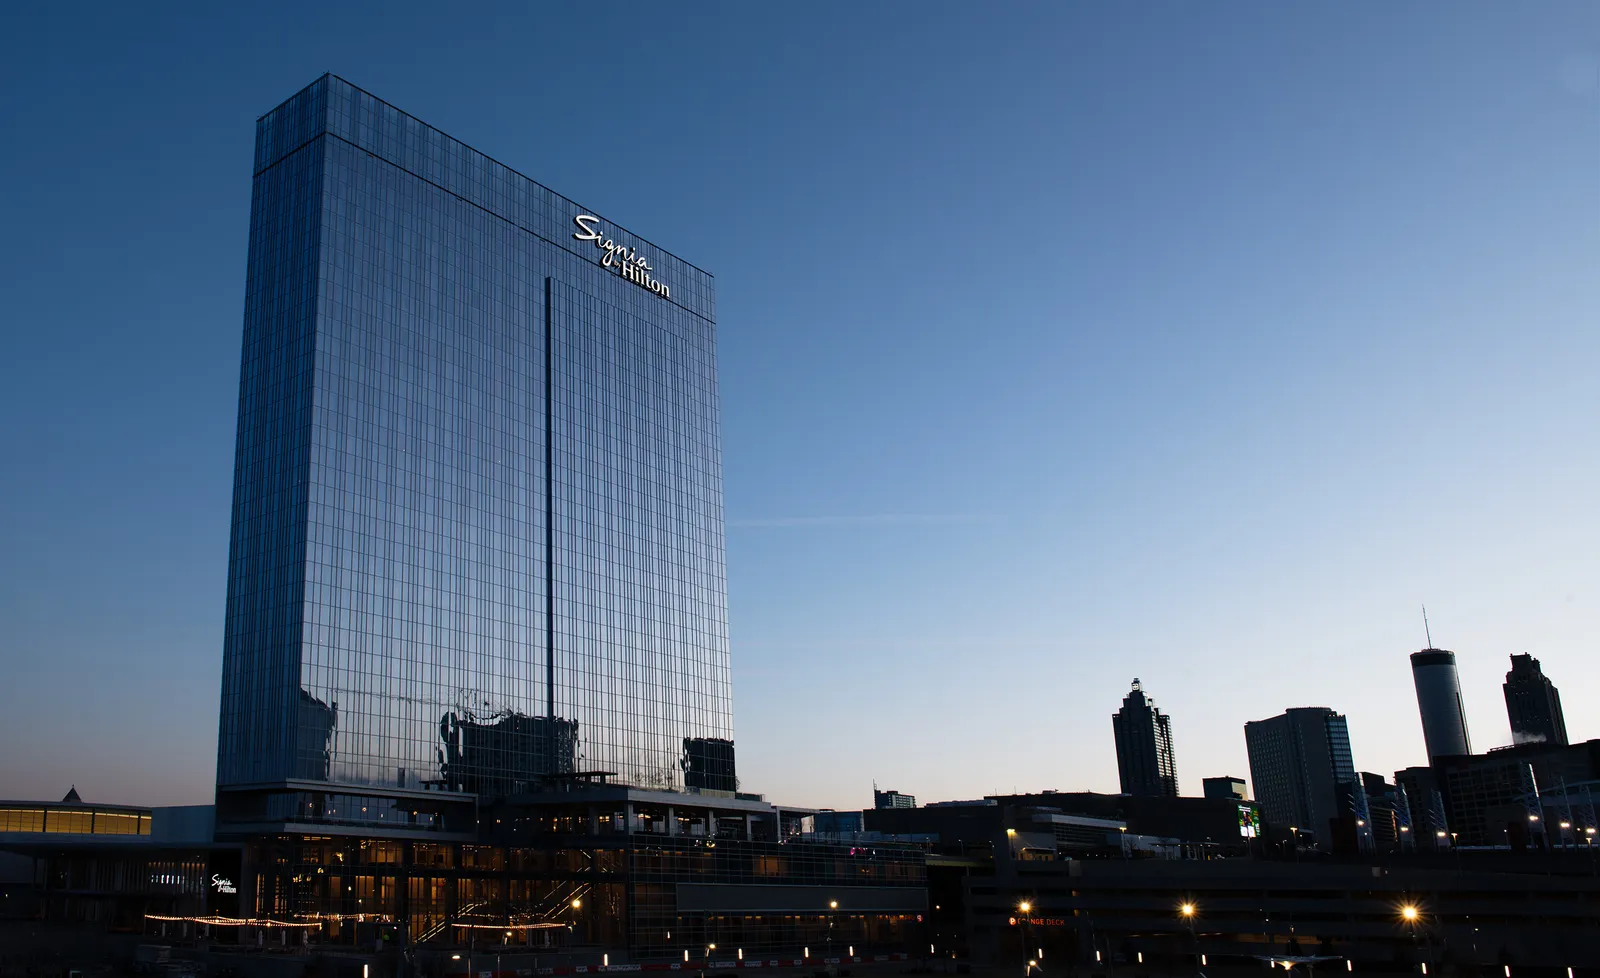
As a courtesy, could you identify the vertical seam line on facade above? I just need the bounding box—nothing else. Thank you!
[545,277,555,724]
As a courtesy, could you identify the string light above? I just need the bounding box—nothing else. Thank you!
[144,914,320,929]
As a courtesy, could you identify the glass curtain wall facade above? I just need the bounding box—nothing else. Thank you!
[219,75,732,799]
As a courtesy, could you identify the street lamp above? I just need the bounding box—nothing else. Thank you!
[1179,902,1198,973]
[1400,904,1434,974]
[828,901,839,959]
[1017,903,1034,978]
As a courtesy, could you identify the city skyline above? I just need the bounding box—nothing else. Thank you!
[2,3,1599,811]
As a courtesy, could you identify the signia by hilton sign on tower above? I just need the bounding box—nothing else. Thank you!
[573,215,671,299]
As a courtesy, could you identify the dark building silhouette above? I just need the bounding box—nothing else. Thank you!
[1504,653,1568,746]
[1112,679,1178,797]
[1202,776,1248,801]
[1410,648,1473,760]
[681,737,737,792]
[1244,707,1369,848]
[436,711,579,797]
[293,689,337,782]
[982,791,1262,850]
[1430,751,1537,848]
[1431,739,1600,847]
[873,788,916,809]
[1395,765,1450,848]
[1360,772,1413,850]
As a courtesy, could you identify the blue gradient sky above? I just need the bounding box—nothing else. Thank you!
[1,4,1597,809]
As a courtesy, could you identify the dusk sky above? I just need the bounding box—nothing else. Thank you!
[1,3,1597,810]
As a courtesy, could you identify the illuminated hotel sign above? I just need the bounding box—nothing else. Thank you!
[211,874,238,894]
[572,215,671,299]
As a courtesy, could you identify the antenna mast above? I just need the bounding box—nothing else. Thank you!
[1422,604,1433,649]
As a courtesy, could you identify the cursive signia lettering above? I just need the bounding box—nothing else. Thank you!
[572,214,671,299]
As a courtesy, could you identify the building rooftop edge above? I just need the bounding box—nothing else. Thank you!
[257,73,715,281]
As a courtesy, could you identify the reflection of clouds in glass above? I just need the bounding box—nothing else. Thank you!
[1560,55,1598,96]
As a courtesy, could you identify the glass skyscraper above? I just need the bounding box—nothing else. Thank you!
[217,75,733,810]
[1111,678,1178,798]
[1244,707,1369,849]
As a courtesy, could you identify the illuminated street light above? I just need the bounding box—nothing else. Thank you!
[1018,901,1032,914]
[1180,903,1195,917]
[571,898,582,909]
[1400,905,1420,922]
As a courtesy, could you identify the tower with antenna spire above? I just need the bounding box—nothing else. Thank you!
[1409,607,1472,761]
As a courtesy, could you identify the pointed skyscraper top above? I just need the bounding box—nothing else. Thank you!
[61,785,81,804]
[1113,679,1178,797]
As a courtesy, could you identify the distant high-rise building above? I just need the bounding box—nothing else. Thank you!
[1202,776,1248,801]
[1244,707,1367,846]
[1360,772,1412,850]
[1112,679,1178,798]
[1395,765,1450,848]
[1503,654,1568,746]
[873,789,916,810]
[1411,649,1472,760]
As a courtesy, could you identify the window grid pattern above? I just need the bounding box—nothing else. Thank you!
[219,75,732,795]
[217,87,325,784]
